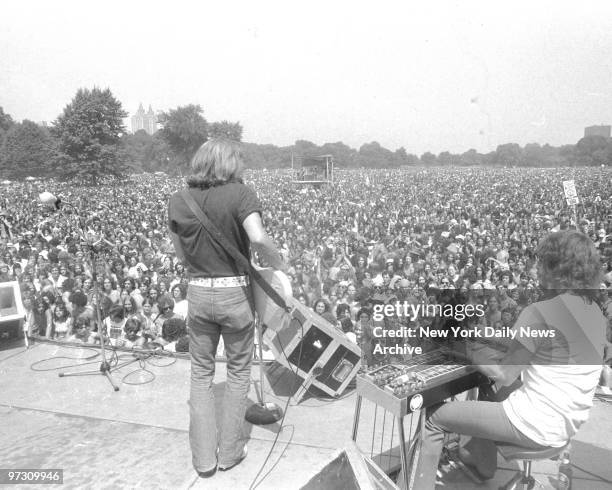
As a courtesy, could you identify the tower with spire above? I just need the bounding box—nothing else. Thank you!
[131,103,158,135]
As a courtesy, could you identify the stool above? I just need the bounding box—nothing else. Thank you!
[496,442,568,490]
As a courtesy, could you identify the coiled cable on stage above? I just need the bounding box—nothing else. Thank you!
[30,345,102,371]
[29,341,178,387]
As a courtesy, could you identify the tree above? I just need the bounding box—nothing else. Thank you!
[52,87,129,182]
[242,142,292,169]
[0,107,15,164]
[523,143,543,167]
[208,120,243,141]
[459,149,482,166]
[404,152,420,166]
[575,135,611,166]
[0,107,14,134]
[438,151,453,166]
[357,141,396,167]
[123,130,153,172]
[157,104,208,169]
[319,141,358,168]
[393,147,409,166]
[495,143,523,166]
[143,133,174,172]
[293,139,319,155]
[0,120,56,179]
[420,151,437,166]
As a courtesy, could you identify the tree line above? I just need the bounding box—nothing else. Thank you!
[0,87,610,182]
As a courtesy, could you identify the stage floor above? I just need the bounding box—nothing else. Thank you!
[0,340,611,490]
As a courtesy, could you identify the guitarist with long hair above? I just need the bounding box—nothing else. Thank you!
[168,138,284,479]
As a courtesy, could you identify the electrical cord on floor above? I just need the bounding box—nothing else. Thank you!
[30,345,101,371]
[250,424,296,490]
[121,352,156,385]
[248,317,305,490]
[29,343,177,386]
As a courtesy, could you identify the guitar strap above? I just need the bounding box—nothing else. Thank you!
[179,189,289,312]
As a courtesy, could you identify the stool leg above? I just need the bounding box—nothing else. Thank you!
[499,471,524,490]
[523,461,531,478]
[523,461,537,490]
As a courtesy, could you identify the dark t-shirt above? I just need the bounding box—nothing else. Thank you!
[168,183,262,278]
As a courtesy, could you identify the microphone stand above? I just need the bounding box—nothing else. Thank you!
[39,193,120,392]
[245,314,283,425]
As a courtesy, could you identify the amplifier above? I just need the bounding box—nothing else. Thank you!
[263,297,361,401]
[0,281,24,341]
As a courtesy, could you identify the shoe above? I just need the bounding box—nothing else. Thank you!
[197,466,217,478]
[219,445,247,471]
[451,448,494,481]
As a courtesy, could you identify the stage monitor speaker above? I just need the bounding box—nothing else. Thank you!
[0,281,24,341]
[301,442,398,490]
[263,297,361,401]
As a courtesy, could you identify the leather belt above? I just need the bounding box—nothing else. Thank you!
[189,276,249,288]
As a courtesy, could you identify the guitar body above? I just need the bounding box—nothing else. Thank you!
[251,266,293,332]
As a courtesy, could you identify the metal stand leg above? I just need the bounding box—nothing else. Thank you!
[293,369,317,403]
[60,352,143,391]
[398,416,410,490]
[352,395,362,441]
[498,471,523,490]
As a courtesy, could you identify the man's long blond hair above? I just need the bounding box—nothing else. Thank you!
[186,138,244,188]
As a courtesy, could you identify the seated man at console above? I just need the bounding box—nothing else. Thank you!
[405,231,606,490]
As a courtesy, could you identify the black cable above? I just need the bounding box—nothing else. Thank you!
[121,355,156,385]
[29,342,177,386]
[30,346,100,371]
[248,316,306,490]
[250,425,296,490]
[147,353,177,367]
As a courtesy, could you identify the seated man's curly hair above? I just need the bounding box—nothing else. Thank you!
[536,230,602,301]
[162,317,187,343]
[175,335,190,353]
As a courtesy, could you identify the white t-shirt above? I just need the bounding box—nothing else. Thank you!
[503,294,606,447]
[173,299,188,320]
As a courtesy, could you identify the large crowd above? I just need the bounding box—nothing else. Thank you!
[1,167,611,365]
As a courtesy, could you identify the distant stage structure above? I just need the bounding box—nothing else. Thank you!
[292,154,334,187]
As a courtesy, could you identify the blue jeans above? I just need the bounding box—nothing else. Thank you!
[187,284,254,473]
[405,401,545,490]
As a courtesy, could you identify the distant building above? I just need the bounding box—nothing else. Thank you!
[584,125,611,138]
[131,103,158,135]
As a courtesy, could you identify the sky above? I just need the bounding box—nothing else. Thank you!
[1,0,612,155]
